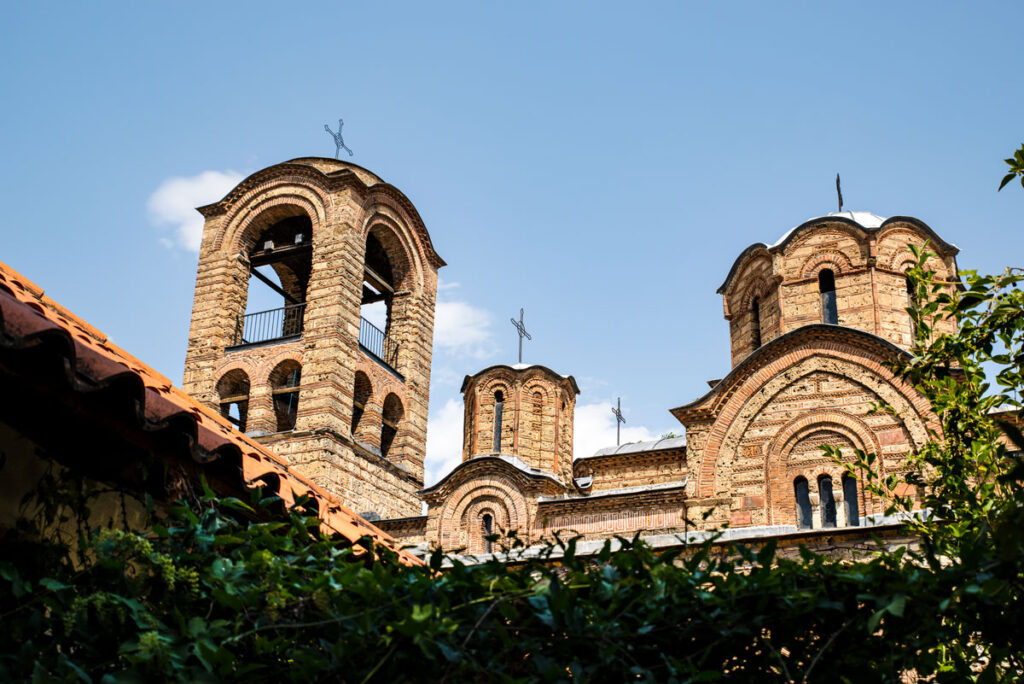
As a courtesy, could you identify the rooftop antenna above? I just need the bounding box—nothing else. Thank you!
[324,118,353,158]
[611,397,626,446]
[510,307,532,364]
[836,173,844,213]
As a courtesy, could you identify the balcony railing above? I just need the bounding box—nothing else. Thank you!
[233,303,305,346]
[359,317,400,369]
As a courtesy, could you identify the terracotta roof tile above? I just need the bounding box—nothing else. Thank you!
[0,259,420,565]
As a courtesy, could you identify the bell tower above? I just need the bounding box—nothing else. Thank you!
[182,158,444,518]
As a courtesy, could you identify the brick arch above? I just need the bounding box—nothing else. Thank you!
[361,210,425,294]
[437,476,529,550]
[697,348,933,498]
[218,185,328,254]
[736,275,775,311]
[724,252,773,309]
[462,496,510,554]
[256,348,304,386]
[765,411,880,524]
[799,249,856,279]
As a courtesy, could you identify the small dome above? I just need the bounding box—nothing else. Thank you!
[770,211,887,248]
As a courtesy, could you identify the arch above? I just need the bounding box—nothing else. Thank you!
[799,250,855,279]
[438,477,529,552]
[351,371,372,435]
[216,369,250,431]
[217,179,328,254]
[269,360,302,432]
[380,392,404,458]
[695,345,933,499]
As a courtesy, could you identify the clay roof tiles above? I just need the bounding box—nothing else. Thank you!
[0,259,419,565]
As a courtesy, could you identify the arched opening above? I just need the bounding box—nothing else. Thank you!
[269,360,301,432]
[794,476,812,530]
[482,513,494,554]
[351,371,372,435]
[531,391,544,445]
[359,229,407,369]
[819,269,838,325]
[237,214,313,345]
[492,390,504,453]
[843,474,860,526]
[216,370,250,432]
[380,393,404,458]
[818,474,837,528]
[751,297,762,349]
[905,274,917,342]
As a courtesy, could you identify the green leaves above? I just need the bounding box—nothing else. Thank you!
[998,143,1024,191]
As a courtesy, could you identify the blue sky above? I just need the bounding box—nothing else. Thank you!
[2,2,1022,483]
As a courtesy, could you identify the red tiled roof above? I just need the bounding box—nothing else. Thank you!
[0,259,420,565]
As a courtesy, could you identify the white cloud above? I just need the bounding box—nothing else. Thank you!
[433,299,497,359]
[148,170,245,251]
[437,279,461,291]
[573,399,660,460]
[425,397,465,486]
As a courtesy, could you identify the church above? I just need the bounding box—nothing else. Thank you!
[179,156,959,558]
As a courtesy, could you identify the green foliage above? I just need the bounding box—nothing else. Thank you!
[998,143,1024,191]
[5,249,1024,680]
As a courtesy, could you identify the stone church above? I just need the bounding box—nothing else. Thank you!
[182,157,959,556]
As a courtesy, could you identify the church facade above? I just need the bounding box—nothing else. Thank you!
[182,158,960,556]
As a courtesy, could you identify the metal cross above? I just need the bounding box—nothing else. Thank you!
[509,308,532,364]
[324,118,354,158]
[611,397,626,446]
[836,173,844,213]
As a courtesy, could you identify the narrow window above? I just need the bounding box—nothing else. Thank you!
[819,475,837,528]
[216,370,250,432]
[351,371,372,435]
[794,476,812,529]
[381,393,404,458]
[270,361,301,432]
[819,269,838,325]
[482,513,494,554]
[492,390,504,453]
[905,274,917,341]
[843,474,860,526]
[751,297,762,349]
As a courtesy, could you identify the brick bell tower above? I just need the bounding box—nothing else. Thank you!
[182,158,444,519]
[459,364,579,486]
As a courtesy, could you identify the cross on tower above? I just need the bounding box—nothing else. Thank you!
[611,397,626,446]
[510,307,532,364]
[324,118,354,158]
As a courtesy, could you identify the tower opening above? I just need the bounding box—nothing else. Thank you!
[360,232,402,368]
[351,371,371,435]
[216,370,250,432]
[381,393,404,458]
[751,297,762,349]
[238,215,312,345]
[270,360,301,432]
[819,269,838,325]
[492,390,504,453]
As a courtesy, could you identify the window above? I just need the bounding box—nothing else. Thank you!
[351,371,371,435]
[270,360,301,432]
[843,474,860,526]
[381,393,403,458]
[359,229,406,369]
[819,269,838,325]
[819,475,837,528]
[216,370,250,432]
[794,476,812,529]
[482,513,494,554]
[905,274,917,341]
[751,297,762,349]
[492,390,504,453]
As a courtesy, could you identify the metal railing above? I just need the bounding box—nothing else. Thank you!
[233,303,305,346]
[359,317,399,369]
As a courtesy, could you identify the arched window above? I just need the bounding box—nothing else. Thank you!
[905,274,917,341]
[359,229,407,369]
[269,360,301,432]
[794,476,812,530]
[237,214,312,345]
[351,371,371,434]
[482,513,494,554]
[751,297,762,349]
[843,474,860,526]
[381,393,404,458]
[532,391,544,444]
[216,370,250,432]
[492,390,504,453]
[819,475,837,528]
[819,269,838,325]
